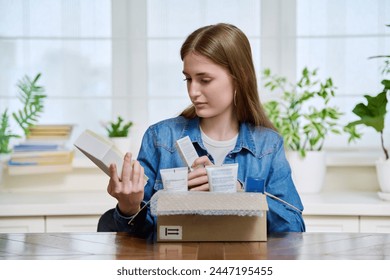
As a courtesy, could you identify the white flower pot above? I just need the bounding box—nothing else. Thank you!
[110,137,131,155]
[375,159,390,193]
[287,151,326,194]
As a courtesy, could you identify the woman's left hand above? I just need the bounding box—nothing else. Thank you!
[107,152,145,216]
[187,155,213,191]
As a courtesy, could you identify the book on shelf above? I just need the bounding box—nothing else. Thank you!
[28,124,73,133]
[74,129,148,182]
[7,149,74,175]
[9,150,74,165]
[13,143,62,152]
[8,145,74,175]
[10,149,72,158]
[6,124,75,176]
[26,124,74,141]
[7,163,73,175]
[29,124,74,131]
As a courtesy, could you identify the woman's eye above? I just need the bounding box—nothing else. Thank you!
[201,79,211,84]
[183,77,191,82]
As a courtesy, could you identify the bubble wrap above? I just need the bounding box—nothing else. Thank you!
[150,190,268,217]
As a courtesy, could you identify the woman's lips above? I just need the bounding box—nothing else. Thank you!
[193,102,207,106]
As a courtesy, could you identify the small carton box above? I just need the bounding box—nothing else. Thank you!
[150,191,268,242]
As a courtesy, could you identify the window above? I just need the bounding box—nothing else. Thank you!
[0,0,112,147]
[295,0,390,150]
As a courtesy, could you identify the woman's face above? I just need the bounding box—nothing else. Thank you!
[183,52,235,120]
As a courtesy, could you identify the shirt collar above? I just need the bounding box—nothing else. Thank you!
[233,121,257,156]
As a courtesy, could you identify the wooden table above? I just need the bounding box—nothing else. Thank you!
[0,232,389,260]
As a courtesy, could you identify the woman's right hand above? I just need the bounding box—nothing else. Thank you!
[107,152,145,216]
[187,155,213,191]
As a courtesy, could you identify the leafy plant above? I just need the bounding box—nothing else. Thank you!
[345,87,389,160]
[105,116,133,137]
[0,110,21,154]
[0,73,46,154]
[12,73,46,136]
[346,26,390,161]
[263,67,355,158]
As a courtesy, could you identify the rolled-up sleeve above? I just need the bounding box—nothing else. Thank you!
[265,138,306,232]
[112,127,158,237]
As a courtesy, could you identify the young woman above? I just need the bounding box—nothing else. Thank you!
[100,23,305,237]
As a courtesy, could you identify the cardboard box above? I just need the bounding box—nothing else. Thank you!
[151,191,268,242]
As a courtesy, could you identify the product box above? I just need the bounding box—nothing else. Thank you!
[150,191,268,242]
[74,129,148,183]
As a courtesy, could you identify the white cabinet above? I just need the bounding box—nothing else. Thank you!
[304,215,359,233]
[301,192,390,233]
[0,217,45,233]
[0,190,113,233]
[360,217,390,233]
[0,216,101,233]
[304,215,390,233]
[45,216,101,233]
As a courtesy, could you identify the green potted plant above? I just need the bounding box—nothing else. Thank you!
[105,116,133,154]
[262,67,355,193]
[346,46,390,196]
[105,116,133,138]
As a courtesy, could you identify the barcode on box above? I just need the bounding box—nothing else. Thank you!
[159,226,182,240]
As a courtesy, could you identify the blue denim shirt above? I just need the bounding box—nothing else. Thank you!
[113,116,305,236]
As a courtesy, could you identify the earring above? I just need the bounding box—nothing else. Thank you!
[233,90,237,107]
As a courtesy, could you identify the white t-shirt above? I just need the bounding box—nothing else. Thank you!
[200,128,238,166]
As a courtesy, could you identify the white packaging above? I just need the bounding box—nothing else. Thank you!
[205,163,238,193]
[160,167,188,192]
[176,136,199,171]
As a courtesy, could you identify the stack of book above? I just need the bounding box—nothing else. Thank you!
[7,125,74,175]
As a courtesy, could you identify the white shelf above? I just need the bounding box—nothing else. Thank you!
[0,191,116,217]
[301,191,390,216]
[325,150,383,167]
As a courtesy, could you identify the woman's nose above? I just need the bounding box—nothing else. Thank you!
[188,83,200,97]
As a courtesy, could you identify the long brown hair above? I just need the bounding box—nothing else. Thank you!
[179,23,275,130]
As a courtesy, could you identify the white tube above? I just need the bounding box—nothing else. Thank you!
[176,136,199,171]
[160,167,188,192]
[205,163,238,193]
